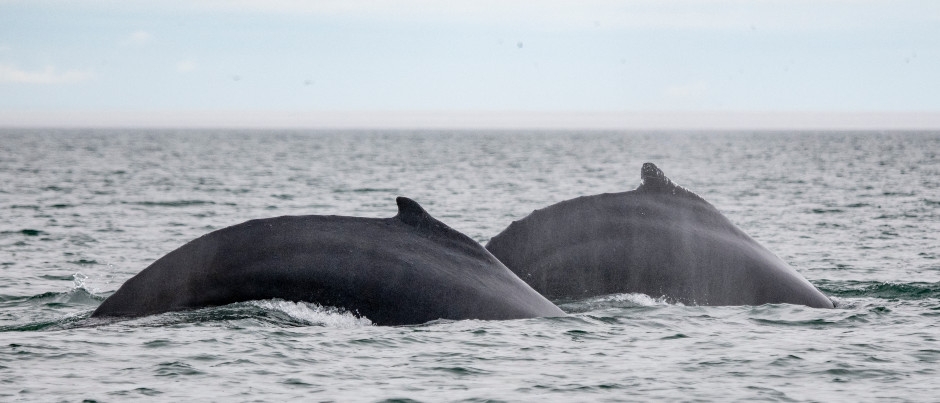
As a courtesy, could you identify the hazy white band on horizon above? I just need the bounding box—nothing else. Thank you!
[2,110,939,130]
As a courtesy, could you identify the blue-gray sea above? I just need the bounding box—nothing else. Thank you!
[1,129,938,402]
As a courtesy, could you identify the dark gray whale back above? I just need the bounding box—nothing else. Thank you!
[93,197,565,325]
[485,163,834,308]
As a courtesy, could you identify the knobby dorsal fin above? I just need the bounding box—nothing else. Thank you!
[395,196,435,229]
[636,162,709,204]
[639,162,675,192]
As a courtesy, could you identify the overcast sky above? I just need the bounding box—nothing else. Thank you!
[1,0,938,128]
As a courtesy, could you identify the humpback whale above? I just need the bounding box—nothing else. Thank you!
[485,163,833,308]
[92,197,565,325]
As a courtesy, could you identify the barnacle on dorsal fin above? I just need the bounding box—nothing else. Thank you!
[636,163,708,205]
[639,162,676,192]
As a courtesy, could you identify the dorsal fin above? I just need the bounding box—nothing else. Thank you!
[636,162,709,204]
[395,196,434,229]
[639,162,675,192]
[394,196,494,260]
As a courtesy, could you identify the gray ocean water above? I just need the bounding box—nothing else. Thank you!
[1,129,938,402]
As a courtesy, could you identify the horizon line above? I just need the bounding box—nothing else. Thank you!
[2,110,940,131]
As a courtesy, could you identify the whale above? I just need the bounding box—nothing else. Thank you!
[485,163,834,308]
[92,197,565,325]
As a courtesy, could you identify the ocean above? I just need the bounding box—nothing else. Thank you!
[1,129,938,401]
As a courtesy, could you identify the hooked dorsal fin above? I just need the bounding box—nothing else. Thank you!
[395,196,434,229]
[394,196,495,260]
[639,162,675,192]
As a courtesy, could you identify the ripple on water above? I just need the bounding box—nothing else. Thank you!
[1,130,939,401]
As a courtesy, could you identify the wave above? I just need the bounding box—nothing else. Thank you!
[125,200,216,207]
[2,296,373,332]
[332,187,397,193]
[103,300,374,329]
[816,280,940,300]
[0,287,104,332]
[557,292,677,313]
[0,313,91,332]
[0,287,104,307]
[248,300,373,328]
[8,280,933,332]
[0,229,47,236]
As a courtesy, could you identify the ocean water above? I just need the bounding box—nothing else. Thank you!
[1,129,938,401]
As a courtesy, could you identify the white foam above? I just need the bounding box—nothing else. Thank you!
[597,292,679,307]
[250,300,373,328]
[559,292,680,313]
[71,272,88,288]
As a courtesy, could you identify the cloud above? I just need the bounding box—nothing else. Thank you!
[175,60,197,73]
[188,0,939,32]
[665,81,709,100]
[0,64,94,84]
[121,30,153,46]
[661,81,710,108]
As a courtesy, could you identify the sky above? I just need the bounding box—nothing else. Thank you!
[1,0,939,129]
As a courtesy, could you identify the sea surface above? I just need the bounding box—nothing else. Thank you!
[1,129,938,402]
